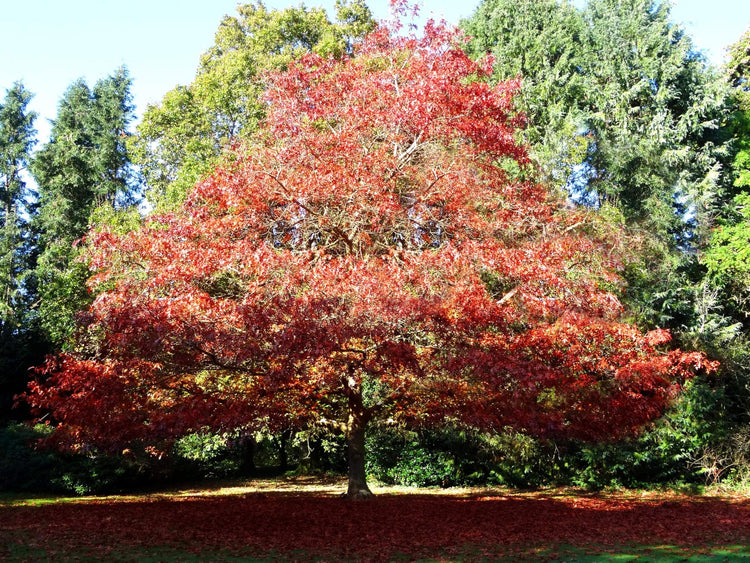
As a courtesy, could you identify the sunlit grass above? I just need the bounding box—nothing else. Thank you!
[3,474,749,507]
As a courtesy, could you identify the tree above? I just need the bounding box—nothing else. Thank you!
[462,0,588,189]
[25,19,710,498]
[30,67,137,348]
[465,0,729,234]
[703,28,750,319]
[0,82,36,333]
[579,0,728,238]
[131,0,376,208]
[464,0,732,333]
[0,82,37,418]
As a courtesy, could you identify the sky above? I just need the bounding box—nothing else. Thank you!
[2,0,750,145]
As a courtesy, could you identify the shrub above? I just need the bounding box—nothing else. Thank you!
[0,423,146,494]
[0,423,58,492]
[366,427,559,488]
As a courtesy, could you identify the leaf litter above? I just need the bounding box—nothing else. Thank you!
[3,477,750,560]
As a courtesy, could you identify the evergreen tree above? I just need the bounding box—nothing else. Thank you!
[462,0,588,189]
[0,82,36,331]
[674,28,750,485]
[580,0,731,332]
[704,28,750,320]
[0,81,37,419]
[580,0,729,237]
[463,0,732,329]
[30,67,137,348]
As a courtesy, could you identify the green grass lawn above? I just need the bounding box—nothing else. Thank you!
[3,478,750,561]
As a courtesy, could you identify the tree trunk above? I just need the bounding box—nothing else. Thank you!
[346,413,373,499]
[278,428,290,472]
[238,435,256,476]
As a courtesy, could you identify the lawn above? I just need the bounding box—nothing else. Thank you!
[3,477,750,561]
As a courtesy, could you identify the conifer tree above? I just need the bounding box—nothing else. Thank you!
[463,0,732,329]
[0,82,36,333]
[704,28,750,319]
[30,67,136,348]
[462,0,588,188]
[0,81,37,418]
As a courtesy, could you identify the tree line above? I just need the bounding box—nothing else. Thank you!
[2,0,750,494]
[0,68,136,414]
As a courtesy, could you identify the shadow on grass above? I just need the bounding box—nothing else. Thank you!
[3,482,750,561]
[4,543,750,562]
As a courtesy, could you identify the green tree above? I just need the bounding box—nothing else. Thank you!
[132,0,375,208]
[461,0,739,486]
[462,0,589,188]
[579,0,729,240]
[0,81,37,419]
[0,82,36,331]
[704,28,750,319]
[676,29,750,487]
[30,67,137,348]
[464,0,732,329]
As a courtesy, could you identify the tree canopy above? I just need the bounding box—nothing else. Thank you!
[0,82,36,331]
[25,17,710,497]
[703,28,750,320]
[30,67,137,348]
[464,0,729,233]
[131,0,376,209]
[464,0,733,338]
[461,0,587,189]
[0,81,37,418]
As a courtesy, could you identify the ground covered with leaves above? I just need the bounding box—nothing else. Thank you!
[2,477,750,561]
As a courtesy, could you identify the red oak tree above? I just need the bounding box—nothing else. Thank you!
[25,16,711,497]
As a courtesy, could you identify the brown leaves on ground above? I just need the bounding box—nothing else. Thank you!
[3,479,750,560]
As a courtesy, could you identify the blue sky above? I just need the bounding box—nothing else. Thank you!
[1,0,749,144]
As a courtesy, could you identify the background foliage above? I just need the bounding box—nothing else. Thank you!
[2,0,750,494]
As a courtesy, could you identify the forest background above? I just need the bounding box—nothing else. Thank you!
[4,0,750,494]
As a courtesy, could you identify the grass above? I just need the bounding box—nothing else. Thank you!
[5,542,750,562]
[3,477,750,561]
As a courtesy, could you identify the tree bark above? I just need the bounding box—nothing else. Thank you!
[278,428,290,472]
[346,413,373,499]
[238,435,256,476]
[342,367,373,499]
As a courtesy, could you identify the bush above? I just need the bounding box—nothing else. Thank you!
[0,423,172,495]
[366,426,559,488]
[293,429,347,475]
[173,428,318,479]
[172,431,244,479]
[557,378,727,490]
[0,423,58,492]
[365,382,729,491]
[50,451,150,495]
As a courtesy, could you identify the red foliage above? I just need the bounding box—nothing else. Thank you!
[3,490,750,559]
[23,16,713,488]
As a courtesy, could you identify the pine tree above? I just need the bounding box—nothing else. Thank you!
[462,0,588,189]
[30,67,136,348]
[0,81,37,419]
